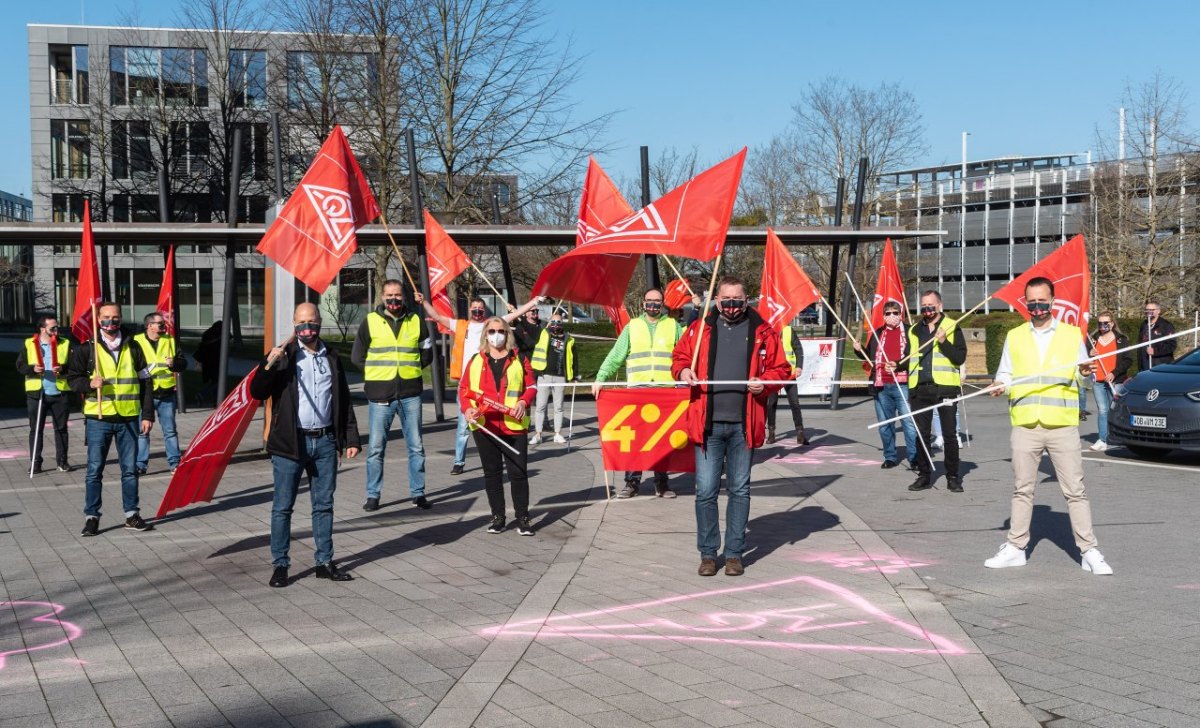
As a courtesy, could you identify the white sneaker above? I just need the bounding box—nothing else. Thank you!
[984,543,1027,569]
[932,436,945,451]
[1089,440,1108,452]
[956,434,965,448]
[1081,548,1113,575]
[529,433,542,446]
[552,433,567,444]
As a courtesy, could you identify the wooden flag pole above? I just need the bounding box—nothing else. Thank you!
[660,255,697,297]
[377,212,418,293]
[689,256,724,373]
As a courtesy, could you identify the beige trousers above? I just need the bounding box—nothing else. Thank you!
[1007,425,1097,551]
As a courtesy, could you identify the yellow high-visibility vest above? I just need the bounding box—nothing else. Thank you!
[24,338,70,393]
[84,341,141,418]
[363,312,423,382]
[781,325,797,368]
[1006,322,1082,428]
[908,316,962,387]
[530,330,575,380]
[465,353,529,431]
[625,317,679,383]
[133,333,177,393]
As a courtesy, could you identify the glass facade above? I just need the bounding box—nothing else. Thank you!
[229,49,267,108]
[50,120,91,179]
[110,47,208,107]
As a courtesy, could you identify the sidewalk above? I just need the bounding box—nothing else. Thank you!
[1,391,1197,726]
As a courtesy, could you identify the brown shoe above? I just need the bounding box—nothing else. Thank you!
[698,558,718,577]
[724,557,744,576]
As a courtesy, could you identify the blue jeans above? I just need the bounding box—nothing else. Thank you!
[136,395,181,469]
[874,384,919,465]
[366,397,425,499]
[695,422,753,559]
[1093,380,1114,442]
[454,411,470,466]
[270,432,338,568]
[84,418,140,518]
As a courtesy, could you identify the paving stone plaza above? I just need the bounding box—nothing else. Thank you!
[2,388,1199,727]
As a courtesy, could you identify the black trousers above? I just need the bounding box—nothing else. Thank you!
[28,393,70,468]
[474,429,529,519]
[909,384,959,478]
[766,383,804,431]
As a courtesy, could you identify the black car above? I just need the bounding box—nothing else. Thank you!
[1109,347,1200,457]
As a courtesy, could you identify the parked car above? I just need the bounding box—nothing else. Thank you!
[1108,347,1200,457]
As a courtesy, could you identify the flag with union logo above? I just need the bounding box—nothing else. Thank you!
[759,228,821,331]
[596,388,694,473]
[256,125,380,293]
[992,234,1090,328]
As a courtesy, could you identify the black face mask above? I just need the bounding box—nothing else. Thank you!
[1026,301,1053,321]
[100,318,121,334]
[644,302,664,316]
[295,322,321,344]
[920,306,938,321]
[383,297,405,313]
[547,323,563,335]
[469,309,487,322]
[718,299,746,321]
[1098,323,1112,333]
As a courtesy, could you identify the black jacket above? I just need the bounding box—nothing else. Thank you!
[249,340,361,459]
[63,327,156,422]
[350,307,431,401]
[908,315,967,383]
[1138,318,1177,369]
[513,318,542,358]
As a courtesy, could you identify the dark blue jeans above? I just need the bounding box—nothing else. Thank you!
[695,422,753,559]
[873,383,919,466]
[136,395,181,469]
[270,432,338,568]
[84,418,140,518]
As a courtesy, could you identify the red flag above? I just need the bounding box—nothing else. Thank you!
[157,246,176,335]
[571,148,746,261]
[532,157,640,307]
[597,388,694,473]
[424,210,472,295]
[759,228,821,330]
[256,125,379,293]
[605,303,631,335]
[431,290,456,335]
[156,368,262,518]
[71,200,103,343]
[663,278,692,310]
[864,238,907,334]
[993,235,1091,328]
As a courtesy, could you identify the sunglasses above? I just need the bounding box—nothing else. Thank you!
[883,311,901,317]
[919,305,937,313]
[1098,321,1113,325]
[486,328,506,334]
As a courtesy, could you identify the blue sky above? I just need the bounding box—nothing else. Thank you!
[5,0,1198,201]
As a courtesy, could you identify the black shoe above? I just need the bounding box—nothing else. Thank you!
[81,517,99,537]
[881,460,900,469]
[947,476,963,493]
[314,562,353,581]
[124,514,153,531]
[269,567,289,588]
[450,464,465,475]
[906,460,919,472]
[56,463,72,473]
[766,427,776,445]
[136,467,147,476]
[363,497,380,512]
[487,515,506,534]
[908,475,932,491]
[413,496,431,510]
[31,466,43,475]
[516,517,534,536]
[1080,413,1088,421]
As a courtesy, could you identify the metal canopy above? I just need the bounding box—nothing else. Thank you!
[0,223,944,247]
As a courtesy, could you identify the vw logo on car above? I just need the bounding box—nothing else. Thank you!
[1146,389,1160,402]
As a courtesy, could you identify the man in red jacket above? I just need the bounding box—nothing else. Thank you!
[673,276,792,577]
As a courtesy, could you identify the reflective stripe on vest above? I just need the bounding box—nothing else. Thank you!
[625,317,679,382]
[465,353,529,431]
[364,312,422,382]
[530,330,575,381]
[1007,322,1082,428]
[781,325,797,368]
[24,338,70,392]
[133,333,176,393]
[907,316,962,387]
[84,343,141,418]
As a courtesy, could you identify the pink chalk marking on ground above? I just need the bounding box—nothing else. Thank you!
[0,601,84,670]
[0,450,29,460]
[769,445,879,467]
[481,575,966,655]
[802,553,932,575]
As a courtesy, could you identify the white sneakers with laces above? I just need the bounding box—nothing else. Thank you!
[553,433,567,444]
[984,543,1027,569]
[1089,440,1108,452]
[529,433,542,446]
[1081,548,1114,575]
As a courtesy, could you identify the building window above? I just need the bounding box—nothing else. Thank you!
[169,121,209,178]
[172,194,213,223]
[114,268,169,323]
[50,45,89,104]
[51,193,85,223]
[110,47,208,106]
[229,49,267,108]
[234,195,270,224]
[111,193,160,223]
[55,269,78,326]
[286,51,376,110]
[112,120,154,179]
[176,267,214,329]
[237,268,266,331]
[234,122,269,181]
[50,120,91,179]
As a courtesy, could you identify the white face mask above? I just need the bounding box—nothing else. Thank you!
[487,332,507,348]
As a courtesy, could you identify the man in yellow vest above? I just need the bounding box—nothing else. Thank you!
[16,314,72,473]
[985,277,1113,574]
[418,291,543,475]
[351,279,432,512]
[134,311,187,475]
[906,290,967,492]
[65,302,156,536]
[592,288,681,498]
[530,312,576,444]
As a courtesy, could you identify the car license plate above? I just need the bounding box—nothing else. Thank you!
[1130,414,1167,429]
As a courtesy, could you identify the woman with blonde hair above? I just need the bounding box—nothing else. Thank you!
[459,317,538,535]
[1087,311,1132,452]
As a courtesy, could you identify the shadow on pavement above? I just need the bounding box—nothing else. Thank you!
[154,483,276,525]
[743,505,841,566]
[1007,504,1081,562]
[335,515,492,572]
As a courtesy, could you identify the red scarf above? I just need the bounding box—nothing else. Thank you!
[873,326,908,387]
[31,335,60,370]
